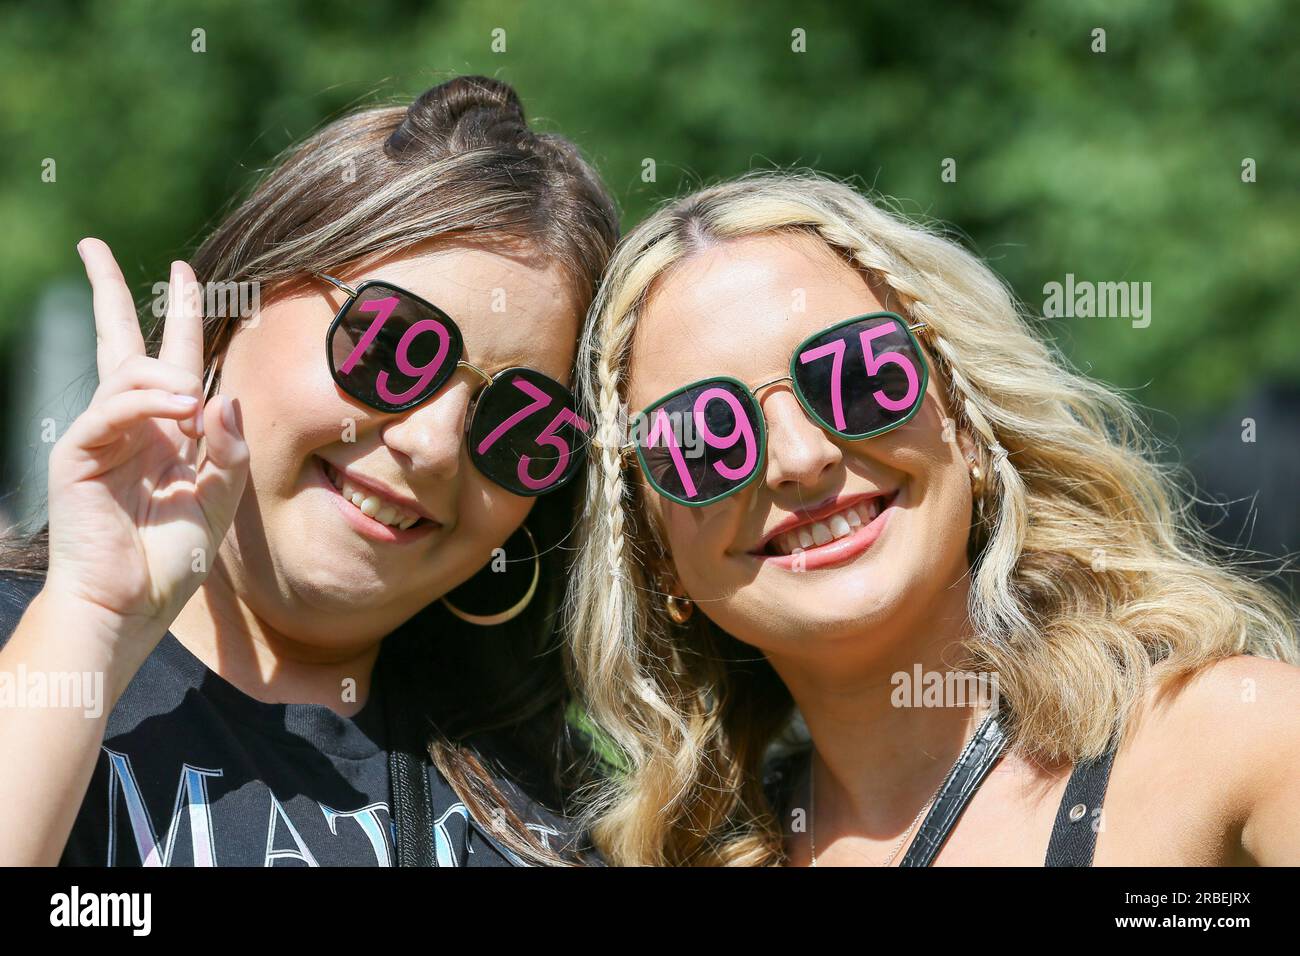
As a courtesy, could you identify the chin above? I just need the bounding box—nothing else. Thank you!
[798,590,901,633]
[297,564,387,608]
[802,554,903,597]
[749,565,913,632]
[271,547,394,612]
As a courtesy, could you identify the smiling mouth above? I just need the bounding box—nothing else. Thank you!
[760,492,898,557]
[319,458,428,531]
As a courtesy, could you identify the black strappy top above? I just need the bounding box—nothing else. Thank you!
[763,712,1121,867]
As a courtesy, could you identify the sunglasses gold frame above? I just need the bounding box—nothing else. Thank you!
[591,317,929,466]
[317,272,589,497]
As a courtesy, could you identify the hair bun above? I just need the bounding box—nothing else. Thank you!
[386,75,528,156]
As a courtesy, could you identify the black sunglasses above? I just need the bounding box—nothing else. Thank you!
[320,274,589,497]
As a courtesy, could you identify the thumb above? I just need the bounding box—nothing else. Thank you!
[195,395,250,542]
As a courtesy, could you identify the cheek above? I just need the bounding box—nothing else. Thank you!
[889,449,974,584]
[446,485,535,576]
[657,499,743,588]
[219,320,358,481]
[923,462,974,541]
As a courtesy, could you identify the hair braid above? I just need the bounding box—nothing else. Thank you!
[819,222,1034,641]
[566,170,1298,866]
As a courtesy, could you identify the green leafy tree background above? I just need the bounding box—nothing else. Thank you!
[2,0,1296,549]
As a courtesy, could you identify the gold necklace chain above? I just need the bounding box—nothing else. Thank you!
[809,758,939,867]
[807,713,983,867]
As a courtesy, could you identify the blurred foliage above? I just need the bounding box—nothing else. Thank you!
[1,0,1297,422]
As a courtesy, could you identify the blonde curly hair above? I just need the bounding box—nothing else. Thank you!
[562,170,1297,866]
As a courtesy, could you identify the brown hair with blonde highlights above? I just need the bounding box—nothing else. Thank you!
[3,75,620,865]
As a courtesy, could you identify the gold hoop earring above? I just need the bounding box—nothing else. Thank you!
[968,454,986,497]
[441,524,540,626]
[665,592,695,625]
[652,559,695,625]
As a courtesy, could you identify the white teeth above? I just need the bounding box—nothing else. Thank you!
[768,495,891,555]
[322,460,421,530]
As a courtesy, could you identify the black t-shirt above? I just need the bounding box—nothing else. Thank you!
[0,570,589,867]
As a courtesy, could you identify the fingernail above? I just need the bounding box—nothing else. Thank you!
[76,239,87,260]
[221,396,240,436]
[169,393,199,406]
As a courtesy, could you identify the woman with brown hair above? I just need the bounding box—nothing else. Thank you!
[567,170,1300,866]
[0,75,618,866]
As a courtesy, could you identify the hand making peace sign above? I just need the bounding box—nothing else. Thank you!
[43,239,250,646]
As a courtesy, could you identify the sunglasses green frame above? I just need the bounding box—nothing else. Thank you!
[608,312,929,507]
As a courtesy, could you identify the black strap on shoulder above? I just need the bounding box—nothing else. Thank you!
[1044,731,1120,867]
[380,649,437,867]
[898,711,1007,867]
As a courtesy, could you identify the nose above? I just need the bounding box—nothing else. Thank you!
[760,387,842,492]
[380,375,475,480]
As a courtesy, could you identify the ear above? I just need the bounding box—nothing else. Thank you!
[644,547,671,583]
[646,550,687,598]
[955,426,978,466]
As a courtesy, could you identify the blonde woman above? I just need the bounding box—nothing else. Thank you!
[567,171,1300,866]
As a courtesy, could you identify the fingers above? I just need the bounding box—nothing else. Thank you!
[195,396,250,541]
[95,353,203,400]
[78,238,146,382]
[158,260,205,381]
[93,353,204,442]
[62,389,203,452]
